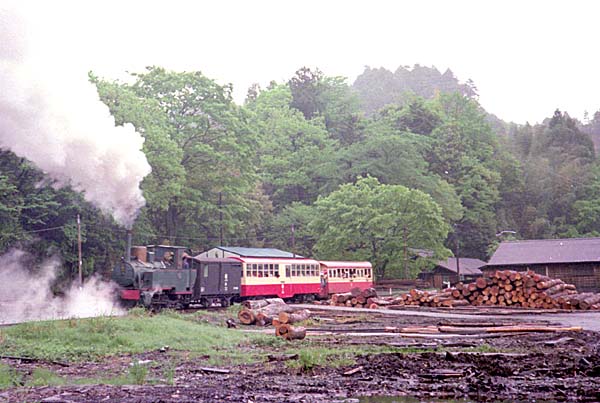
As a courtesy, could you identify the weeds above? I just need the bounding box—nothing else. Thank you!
[162,361,177,386]
[286,347,356,372]
[0,364,22,389]
[128,306,148,317]
[25,368,65,387]
[128,362,148,385]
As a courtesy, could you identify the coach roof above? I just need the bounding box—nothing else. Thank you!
[212,246,303,258]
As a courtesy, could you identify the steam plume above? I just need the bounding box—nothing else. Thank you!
[0,6,151,228]
[0,249,124,324]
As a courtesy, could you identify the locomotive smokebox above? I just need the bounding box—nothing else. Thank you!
[126,230,132,262]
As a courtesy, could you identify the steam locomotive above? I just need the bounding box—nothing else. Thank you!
[111,243,373,309]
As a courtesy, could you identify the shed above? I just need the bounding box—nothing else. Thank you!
[486,237,600,292]
[195,246,302,259]
[419,257,486,289]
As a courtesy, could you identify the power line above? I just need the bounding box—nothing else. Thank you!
[20,225,66,234]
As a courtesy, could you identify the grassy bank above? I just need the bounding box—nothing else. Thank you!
[0,308,452,389]
[0,309,273,362]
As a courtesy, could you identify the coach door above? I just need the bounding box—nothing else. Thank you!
[319,270,329,298]
[277,264,290,297]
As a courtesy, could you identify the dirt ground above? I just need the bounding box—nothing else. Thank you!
[2,307,600,403]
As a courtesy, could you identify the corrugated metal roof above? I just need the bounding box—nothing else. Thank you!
[488,237,600,266]
[216,246,302,258]
[435,257,486,275]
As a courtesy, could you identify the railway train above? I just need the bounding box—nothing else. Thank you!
[111,244,373,309]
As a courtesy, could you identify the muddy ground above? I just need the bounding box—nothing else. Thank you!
[2,307,600,403]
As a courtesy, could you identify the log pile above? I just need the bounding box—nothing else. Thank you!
[328,287,378,308]
[237,298,310,341]
[328,270,600,310]
[273,309,310,341]
[238,298,296,326]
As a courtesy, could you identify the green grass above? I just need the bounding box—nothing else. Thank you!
[0,312,271,362]
[25,368,66,387]
[0,364,22,388]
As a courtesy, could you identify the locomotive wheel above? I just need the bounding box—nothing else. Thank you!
[220,297,231,307]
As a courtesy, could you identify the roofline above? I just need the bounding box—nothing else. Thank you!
[319,261,372,268]
[486,260,600,266]
[228,256,320,263]
[498,236,600,244]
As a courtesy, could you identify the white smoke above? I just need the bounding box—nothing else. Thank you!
[0,249,124,325]
[0,5,151,228]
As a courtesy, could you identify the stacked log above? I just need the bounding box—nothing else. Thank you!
[273,308,310,341]
[328,270,600,310]
[238,298,296,326]
[329,287,378,308]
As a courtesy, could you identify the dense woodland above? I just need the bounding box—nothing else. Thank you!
[2,64,600,281]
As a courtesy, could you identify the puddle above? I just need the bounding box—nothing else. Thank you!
[357,397,558,403]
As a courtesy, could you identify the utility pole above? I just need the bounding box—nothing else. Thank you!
[403,226,408,279]
[77,214,83,287]
[456,237,461,281]
[219,192,223,246]
[291,224,296,257]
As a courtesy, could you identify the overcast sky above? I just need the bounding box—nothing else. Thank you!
[8,0,600,124]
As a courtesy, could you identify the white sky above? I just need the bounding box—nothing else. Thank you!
[8,0,600,124]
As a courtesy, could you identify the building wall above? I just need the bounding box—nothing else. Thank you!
[483,263,600,292]
[426,268,481,289]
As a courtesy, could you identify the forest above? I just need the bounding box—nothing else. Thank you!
[2,64,600,281]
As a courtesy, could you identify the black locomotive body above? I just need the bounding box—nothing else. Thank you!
[111,245,241,309]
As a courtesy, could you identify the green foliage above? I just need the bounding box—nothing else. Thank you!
[4,63,600,283]
[310,176,450,278]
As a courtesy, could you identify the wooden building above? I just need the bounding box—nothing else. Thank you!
[486,237,600,292]
[419,257,486,289]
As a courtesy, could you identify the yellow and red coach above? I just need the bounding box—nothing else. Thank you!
[319,261,373,294]
[231,256,322,299]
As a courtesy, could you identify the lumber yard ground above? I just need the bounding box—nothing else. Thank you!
[1,305,600,403]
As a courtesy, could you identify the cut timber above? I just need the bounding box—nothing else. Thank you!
[418,369,463,379]
[199,367,230,374]
[275,323,290,337]
[255,312,273,326]
[267,353,299,362]
[278,309,311,324]
[265,297,286,305]
[544,337,574,346]
[242,300,268,310]
[343,366,363,376]
[284,326,307,341]
[486,326,582,333]
[238,309,255,325]
[578,294,600,310]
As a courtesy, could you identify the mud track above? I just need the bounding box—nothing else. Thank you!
[3,307,600,403]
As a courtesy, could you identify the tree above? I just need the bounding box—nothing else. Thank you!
[288,67,325,120]
[310,176,450,279]
[96,67,265,249]
[425,94,501,258]
[247,84,338,208]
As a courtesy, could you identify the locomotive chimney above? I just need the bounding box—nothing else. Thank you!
[126,230,132,262]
